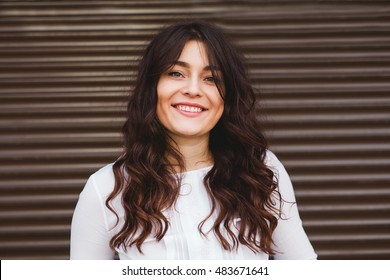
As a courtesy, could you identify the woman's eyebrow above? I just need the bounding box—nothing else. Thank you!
[173,60,190,68]
[173,60,220,71]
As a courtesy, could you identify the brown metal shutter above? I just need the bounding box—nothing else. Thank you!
[0,1,389,260]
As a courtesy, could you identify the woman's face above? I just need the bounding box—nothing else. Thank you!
[156,40,224,142]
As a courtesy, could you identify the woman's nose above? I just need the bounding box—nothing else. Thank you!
[183,77,202,97]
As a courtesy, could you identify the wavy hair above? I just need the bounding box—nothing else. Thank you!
[106,21,281,255]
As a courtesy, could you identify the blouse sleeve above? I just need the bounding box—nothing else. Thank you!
[266,151,317,260]
[70,174,115,260]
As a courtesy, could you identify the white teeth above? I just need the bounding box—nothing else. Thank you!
[176,105,203,113]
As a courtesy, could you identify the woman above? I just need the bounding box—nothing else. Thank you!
[70,21,317,260]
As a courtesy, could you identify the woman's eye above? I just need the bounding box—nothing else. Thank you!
[204,76,216,83]
[168,71,183,78]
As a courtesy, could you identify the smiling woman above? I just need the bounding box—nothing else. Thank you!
[70,21,317,260]
[156,40,224,168]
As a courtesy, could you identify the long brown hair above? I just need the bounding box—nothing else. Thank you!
[106,21,281,255]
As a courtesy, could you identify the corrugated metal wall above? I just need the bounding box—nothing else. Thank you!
[0,0,389,260]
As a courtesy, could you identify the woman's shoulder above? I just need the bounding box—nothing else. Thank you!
[264,149,294,191]
[264,149,298,203]
[85,162,116,196]
[90,162,115,180]
[264,149,282,169]
[91,163,114,182]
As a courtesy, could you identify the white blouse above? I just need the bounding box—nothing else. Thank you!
[70,151,317,260]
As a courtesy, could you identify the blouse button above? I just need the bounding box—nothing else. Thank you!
[180,183,192,195]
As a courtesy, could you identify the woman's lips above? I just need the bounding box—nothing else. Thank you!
[175,105,203,113]
[172,102,207,116]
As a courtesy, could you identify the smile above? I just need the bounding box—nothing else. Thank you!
[175,105,203,113]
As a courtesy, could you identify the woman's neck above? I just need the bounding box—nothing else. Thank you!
[168,134,213,172]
